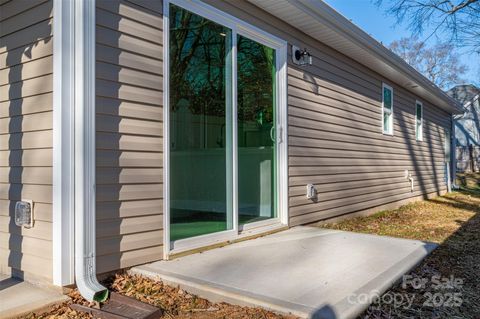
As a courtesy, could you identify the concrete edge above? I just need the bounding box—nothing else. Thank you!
[2,294,70,319]
[129,267,311,318]
[328,242,438,319]
[319,228,439,248]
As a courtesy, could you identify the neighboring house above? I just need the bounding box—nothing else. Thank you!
[447,84,480,147]
[1,0,462,300]
[447,84,480,172]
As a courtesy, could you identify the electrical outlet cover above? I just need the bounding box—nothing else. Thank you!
[15,200,34,228]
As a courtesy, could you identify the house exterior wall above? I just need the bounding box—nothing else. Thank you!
[95,0,164,274]
[455,98,480,172]
[0,0,54,283]
[203,0,451,225]
[92,0,451,272]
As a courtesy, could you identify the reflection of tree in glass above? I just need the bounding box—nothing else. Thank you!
[237,36,276,147]
[169,4,227,116]
[237,36,275,125]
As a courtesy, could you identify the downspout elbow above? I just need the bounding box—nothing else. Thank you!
[74,179,108,303]
[75,254,108,302]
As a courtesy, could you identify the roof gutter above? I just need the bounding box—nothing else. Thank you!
[453,93,478,119]
[263,0,462,113]
[74,0,108,302]
[464,94,480,108]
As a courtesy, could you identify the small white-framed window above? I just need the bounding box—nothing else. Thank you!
[382,83,393,135]
[415,100,423,141]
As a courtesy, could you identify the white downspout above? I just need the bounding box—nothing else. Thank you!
[74,0,108,302]
[451,115,460,190]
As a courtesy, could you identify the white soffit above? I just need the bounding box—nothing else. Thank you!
[246,0,463,114]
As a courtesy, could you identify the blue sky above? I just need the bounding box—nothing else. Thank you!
[324,0,478,85]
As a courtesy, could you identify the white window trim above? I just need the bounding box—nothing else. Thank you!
[382,83,394,136]
[415,100,423,141]
[163,0,289,258]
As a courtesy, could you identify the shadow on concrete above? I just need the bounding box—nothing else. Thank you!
[0,276,21,291]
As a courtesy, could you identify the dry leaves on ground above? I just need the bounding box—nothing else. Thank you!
[25,273,298,319]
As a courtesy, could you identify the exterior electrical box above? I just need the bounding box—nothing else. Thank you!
[15,200,34,228]
[306,184,317,200]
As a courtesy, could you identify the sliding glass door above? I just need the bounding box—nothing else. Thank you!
[168,3,281,244]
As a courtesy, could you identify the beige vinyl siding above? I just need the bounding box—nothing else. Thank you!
[91,0,451,273]
[0,0,53,282]
[204,0,451,225]
[287,69,449,225]
[95,0,163,274]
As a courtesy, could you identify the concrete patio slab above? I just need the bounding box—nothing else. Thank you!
[0,274,69,319]
[131,226,437,319]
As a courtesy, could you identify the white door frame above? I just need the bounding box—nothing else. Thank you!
[163,0,288,258]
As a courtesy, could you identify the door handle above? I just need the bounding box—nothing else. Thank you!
[271,126,282,144]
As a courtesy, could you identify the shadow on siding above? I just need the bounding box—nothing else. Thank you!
[95,0,164,274]
[289,61,446,224]
[2,6,52,281]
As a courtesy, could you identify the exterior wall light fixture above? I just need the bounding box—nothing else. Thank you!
[292,45,313,66]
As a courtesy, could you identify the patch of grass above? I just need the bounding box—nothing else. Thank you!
[457,172,480,191]
[323,174,480,318]
[323,192,480,244]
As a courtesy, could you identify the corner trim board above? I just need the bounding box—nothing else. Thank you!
[162,0,170,259]
[52,0,75,286]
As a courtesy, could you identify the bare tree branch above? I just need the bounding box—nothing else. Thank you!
[389,36,469,89]
[376,0,480,53]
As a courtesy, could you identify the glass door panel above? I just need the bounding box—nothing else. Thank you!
[169,4,233,241]
[237,35,277,225]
